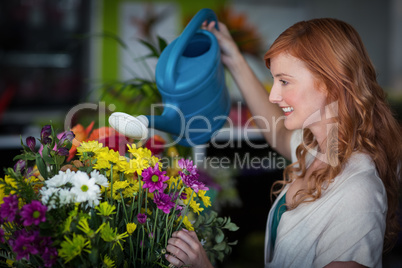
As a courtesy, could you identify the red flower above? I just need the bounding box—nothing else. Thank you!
[145,135,166,155]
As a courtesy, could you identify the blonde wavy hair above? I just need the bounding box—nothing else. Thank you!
[264,18,402,252]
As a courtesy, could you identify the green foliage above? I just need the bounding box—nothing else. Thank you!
[98,35,168,118]
[193,211,239,264]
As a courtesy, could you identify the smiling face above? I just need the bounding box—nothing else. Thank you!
[269,53,328,133]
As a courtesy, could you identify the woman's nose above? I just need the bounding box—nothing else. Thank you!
[269,84,283,103]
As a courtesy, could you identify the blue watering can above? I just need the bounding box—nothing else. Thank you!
[109,8,230,146]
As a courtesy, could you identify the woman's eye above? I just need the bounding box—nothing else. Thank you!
[280,80,288,85]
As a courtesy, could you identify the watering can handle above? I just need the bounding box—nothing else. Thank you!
[165,8,219,90]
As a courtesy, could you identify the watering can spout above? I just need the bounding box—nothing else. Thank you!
[145,112,183,136]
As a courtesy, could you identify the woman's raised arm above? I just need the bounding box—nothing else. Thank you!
[204,21,293,160]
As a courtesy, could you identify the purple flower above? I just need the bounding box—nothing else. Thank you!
[0,228,4,243]
[35,235,58,268]
[20,200,47,226]
[177,159,208,193]
[142,163,169,193]
[26,136,36,152]
[0,195,19,222]
[13,159,26,173]
[58,131,75,147]
[153,192,175,214]
[183,176,209,193]
[56,147,69,156]
[25,166,34,178]
[178,159,198,177]
[40,125,52,145]
[10,229,39,260]
[41,246,58,267]
[137,213,147,224]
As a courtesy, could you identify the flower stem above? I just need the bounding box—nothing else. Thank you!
[110,163,114,204]
[150,209,159,258]
[175,190,195,231]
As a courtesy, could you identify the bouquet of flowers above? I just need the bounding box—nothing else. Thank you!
[0,124,238,267]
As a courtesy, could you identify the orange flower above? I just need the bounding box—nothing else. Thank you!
[67,121,95,161]
[66,122,131,162]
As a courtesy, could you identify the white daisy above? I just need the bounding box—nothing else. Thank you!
[90,170,109,187]
[40,187,60,210]
[45,169,74,188]
[58,188,75,206]
[70,171,101,207]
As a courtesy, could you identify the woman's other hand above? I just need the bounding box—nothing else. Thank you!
[166,229,213,268]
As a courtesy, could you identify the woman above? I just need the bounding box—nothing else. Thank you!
[166,18,402,268]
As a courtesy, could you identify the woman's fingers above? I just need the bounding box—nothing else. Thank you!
[171,230,201,251]
[167,237,191,261]
[165,252,184,268]
[167,229,213,268]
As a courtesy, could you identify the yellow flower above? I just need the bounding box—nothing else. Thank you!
[100,222,129,250]
[197,190,211,208]
[189,200,204,215]
[93,149,122,171]
[127,158,149,175]
[126,144,161,175]
[77,140,104,156]
[182,188,204,215]
[96,201,116,217]
[110,180,130,200]
[6,259,13,267]
[59,234,91,263]
[78,218,95,238]
[182,188,193,205]
[167,159,181,177]
[122,184,139,198]
[167,176,182,191]
[126,222,137,234]
[103,255,116,268]
[4,175,17,195]
[140,207,152,215]
[0,182,5,205]
[167,147,179,157]
[177,215,194,231]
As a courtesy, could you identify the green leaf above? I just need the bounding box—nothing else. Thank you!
[35,154,48,179]
[42,146,55,165]
[138,39,160,58]
[13,154,36,161]
[216,251,225,262]
[228,240,238,246]
[205,211,217,225]
[157,36,168,52]
[212,241,226,251]
[89,248,99,264]
[223,218,239,231]
[215,228,224,244]
[55,155,66,166]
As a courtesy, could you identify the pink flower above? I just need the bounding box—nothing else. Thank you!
[142,163,169,193]
[153,192,175,214]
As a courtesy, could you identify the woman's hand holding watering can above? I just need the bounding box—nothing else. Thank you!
[202,20,242,69]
